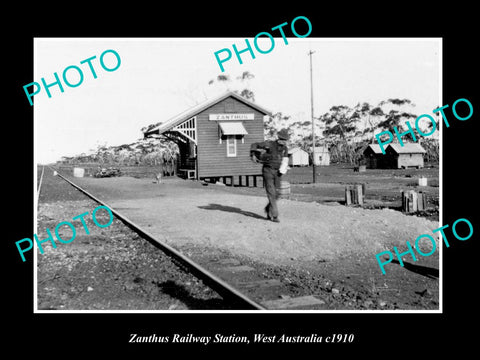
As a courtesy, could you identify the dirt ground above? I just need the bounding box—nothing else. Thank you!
[38,164,440,310]
[57,163,439,221]
[37,171,235,310]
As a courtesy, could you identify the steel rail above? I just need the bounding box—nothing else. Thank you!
[49,166,266,310]
[37,165,45,200]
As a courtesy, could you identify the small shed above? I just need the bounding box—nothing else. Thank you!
[311,146,330,166]
[288,147,309,166]
[143,91,270,184]
[363,144,385,169]
[384,143,426,169]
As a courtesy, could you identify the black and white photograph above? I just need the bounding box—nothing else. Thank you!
[6,6,479,355]
[32,37,442,313]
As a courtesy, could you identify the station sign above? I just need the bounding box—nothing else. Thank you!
[209,113,254,121]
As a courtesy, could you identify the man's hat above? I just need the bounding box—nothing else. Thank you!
[277,128,289,140]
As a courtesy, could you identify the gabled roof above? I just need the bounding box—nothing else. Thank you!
[364,143,426,154]
[144,91,271,137]
[288,147,308,155]
[364,144,383,154]
[388,143,426,154]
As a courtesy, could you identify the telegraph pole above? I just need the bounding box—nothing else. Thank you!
[308,50,316,183]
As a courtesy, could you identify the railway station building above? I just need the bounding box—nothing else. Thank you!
[143,91,271,185]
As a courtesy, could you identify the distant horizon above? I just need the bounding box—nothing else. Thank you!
[35,38,441,164]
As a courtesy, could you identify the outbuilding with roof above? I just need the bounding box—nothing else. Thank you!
[288,147,309,166]
[384,143,426,169]
[363,144,385,169]
[363,143,426,169]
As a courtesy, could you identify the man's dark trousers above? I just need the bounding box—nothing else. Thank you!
[263,166,280,219]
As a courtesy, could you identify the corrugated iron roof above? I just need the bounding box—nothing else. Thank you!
[388,143,426,154]
[144,91,271,137]
[366,144,383,154]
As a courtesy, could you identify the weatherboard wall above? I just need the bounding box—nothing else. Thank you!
[396,153,424,169]
[196,96,265,178]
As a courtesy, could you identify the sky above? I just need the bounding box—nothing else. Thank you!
[34,38,441,164]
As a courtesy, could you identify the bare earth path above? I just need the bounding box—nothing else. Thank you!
[63,174,440,310]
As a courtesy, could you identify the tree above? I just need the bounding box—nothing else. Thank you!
[208,71,256,102]
[367,106,385,141]
[375,98,417,142]
[352,102,376,141]
[323,105,360,140]
[236,71,255,81]
[239,89,255,102]
[264,112,291,140]
[320,105,363,164]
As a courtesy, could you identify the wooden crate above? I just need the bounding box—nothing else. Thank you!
[402,190,427,213]
[345,184,364,206]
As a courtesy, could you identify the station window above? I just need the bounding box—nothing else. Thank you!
[226,136,237,157]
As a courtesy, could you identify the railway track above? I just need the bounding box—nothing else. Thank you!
[37,164,45,201]
[40,166,265,310]
[37,166,331,311]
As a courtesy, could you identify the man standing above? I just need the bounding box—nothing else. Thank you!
[250,128,290,222]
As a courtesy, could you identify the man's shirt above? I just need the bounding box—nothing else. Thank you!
[250,140,288,170]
